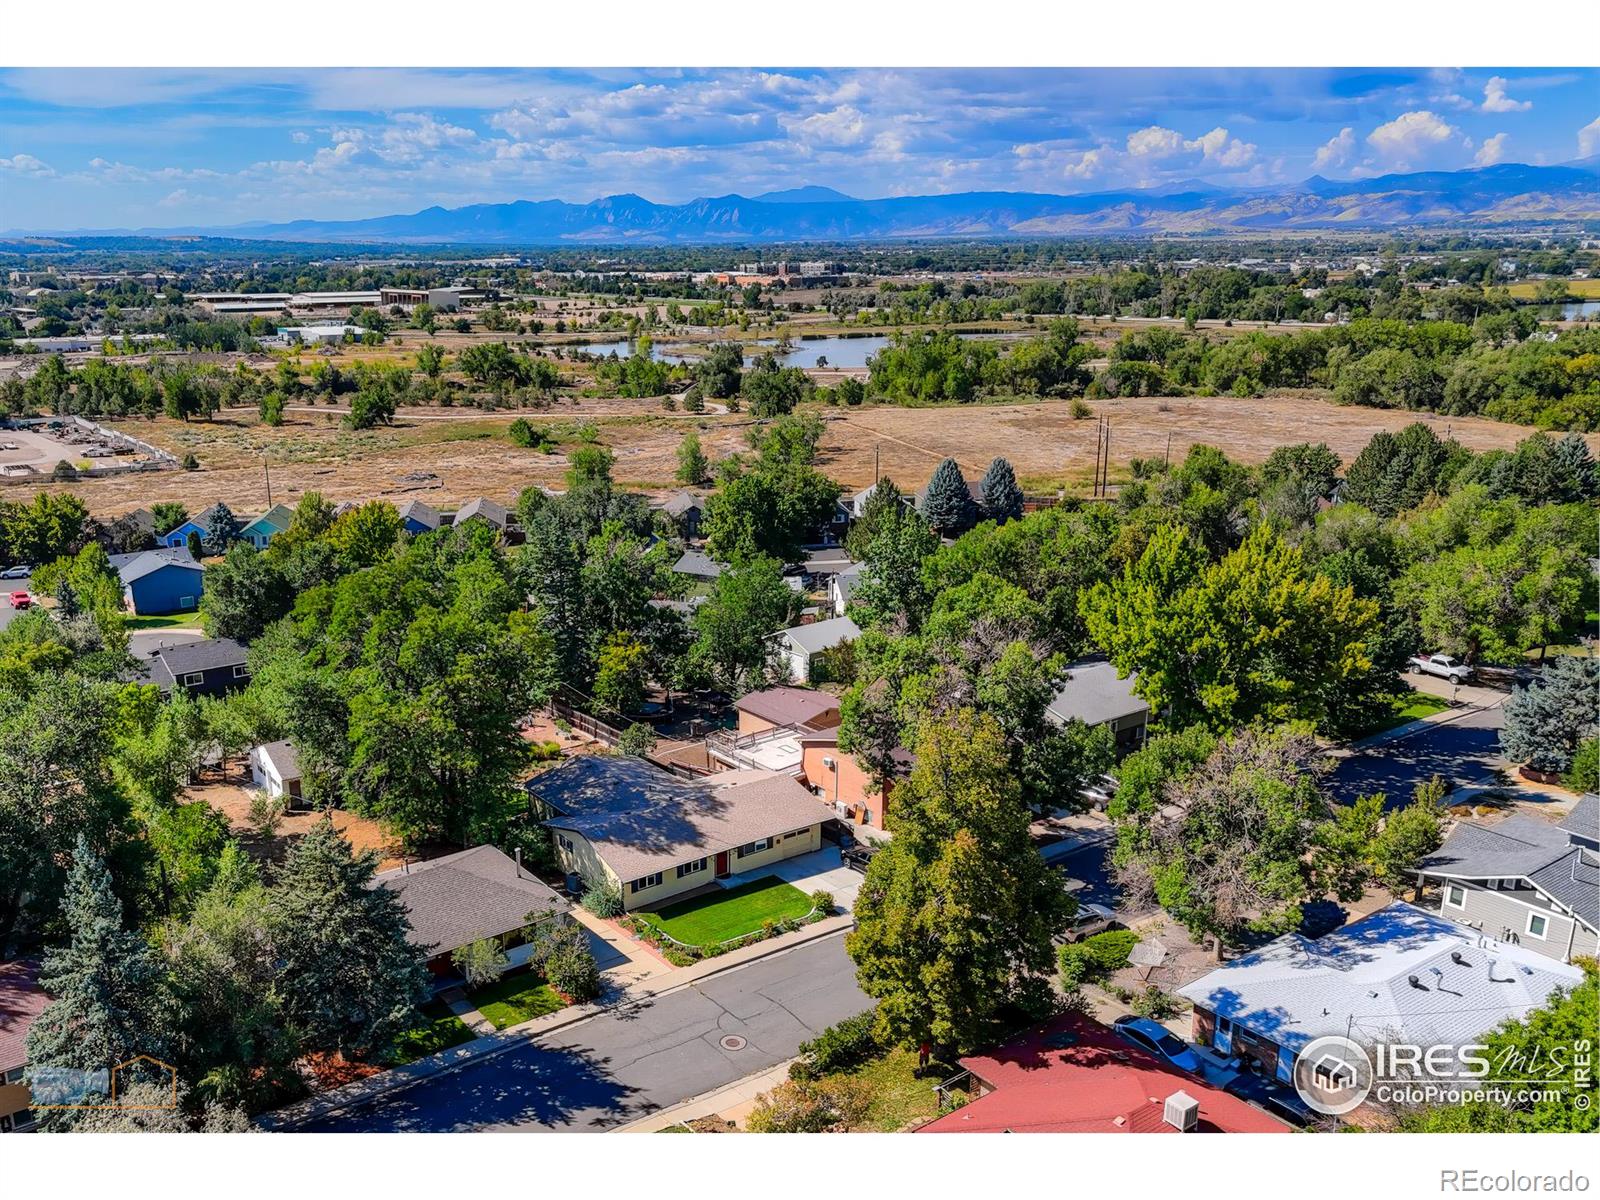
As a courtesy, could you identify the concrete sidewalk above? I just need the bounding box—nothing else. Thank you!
[1342,690,1505,753]
[260,913,856,1130]
[616,1062,794,1132]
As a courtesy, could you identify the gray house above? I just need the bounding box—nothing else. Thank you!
[1416,797,1598,964]
[1045,658,1150,751]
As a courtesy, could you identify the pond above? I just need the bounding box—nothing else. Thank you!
[553,330,1022,370]
[1561,300,1600,320]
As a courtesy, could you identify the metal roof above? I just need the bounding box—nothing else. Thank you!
[1177,903,1583,1056]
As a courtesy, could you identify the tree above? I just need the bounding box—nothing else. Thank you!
[846,509,938,633]
[452,938,509,989]
[740,354,808,418]
[846,710,1071,1051]
[203,503,240,555]
[415,342,447,378]
[24,837,172,1129]
[919,458,976,535]
[1501,655,1600,774]
[978,457,1024,524]
[1082,524,1378,731]
[676,431,709,486]
[690,556,801,691]
[616,722,656,758]
[200,543,292,643]
[592,632,649,716]
[326,501,402,570]
[844,477,906,560]
[695,342,744,399]
[1114,726,1329,958]
[266,818,428,1059]
[1312,777,1447,898]
[151,502,188,538]
[1258,442,1341,528]
[703,460,841,565]
[1342,422,1466,516]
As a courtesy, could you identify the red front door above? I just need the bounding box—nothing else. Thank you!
[715,851,730,878]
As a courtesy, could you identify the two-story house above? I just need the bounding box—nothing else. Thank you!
[1415,796,1598,964]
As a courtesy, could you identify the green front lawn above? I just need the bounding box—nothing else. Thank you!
[640,875,814,947]
[125,613,202,631]
[471,970,566,1030]
[389,1001,476,1064]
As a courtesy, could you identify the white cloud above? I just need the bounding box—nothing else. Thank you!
[788,105,868,148]
[1482,77,1532,114]
[158,188,195,208]
[1312,127,1357,171]
[291,130,310,144]
[1189,126,1256,169]
[1125,124,1253,168]
[1126,125,1185,158]
[1474,133,1511,166]
[1366,110,1462,170]
[1580,116,1600,158]
[0,153,54,176]
[1063,147,1112,180]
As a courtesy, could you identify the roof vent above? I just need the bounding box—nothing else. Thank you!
[1450,951,1471,968]
[1164,1091,1200,1132]
[1408,974,1429,991]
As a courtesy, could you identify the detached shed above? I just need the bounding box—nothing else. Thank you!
[250,740,305,808]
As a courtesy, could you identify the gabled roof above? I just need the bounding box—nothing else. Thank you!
[455,497,510,528]
[775,616,860,655]
[659,491,702,517]
[1559,795,1598,845]
[918,1014,1286,1134]
[801,548,856,576]
[241,503,294,534]
[109,545,195,572]
[734,686,841,730]
[374,845,570,958]
[0,959,48,1075]
[108,507,156,534]
[255,739,300,781]
[397,499,441,529]
[1177,903,1583,1057]
[151,637,248,677]
[1046,659,1150,729]
[1420,815,1599,932]
[672,550,724,578]
[117,549,204,584]
[528,754,708,818]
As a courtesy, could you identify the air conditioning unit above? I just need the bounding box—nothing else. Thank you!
[822,756,836,769]
[1163,1090,1200,1132]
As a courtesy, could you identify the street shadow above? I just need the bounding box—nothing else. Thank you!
[298,1042,646,1133]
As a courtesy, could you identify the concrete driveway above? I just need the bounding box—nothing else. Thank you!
[297,932,870,1132]
[731,846,862,911]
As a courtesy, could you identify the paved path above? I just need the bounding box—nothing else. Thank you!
[296,932,869,1132]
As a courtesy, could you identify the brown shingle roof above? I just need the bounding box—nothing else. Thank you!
[374,845,570,958]
[734,686,841,730]
[0,959,48,1074]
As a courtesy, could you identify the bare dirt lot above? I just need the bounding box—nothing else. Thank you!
[30,391,1593,519]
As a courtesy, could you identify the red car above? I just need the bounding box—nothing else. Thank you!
[8,591,31,609]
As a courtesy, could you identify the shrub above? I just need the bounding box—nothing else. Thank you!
[1565,736,1599,794]
[1131,987,1179,1020]
[796,1010,880,1077]
[508,416,536,447]
[545,936,601,1003]
[247,790,288,839]
[1069,398,1092,419]
[746,1076,871,1133]
[808,889,834,915]
[181,453,200,470]
[1057,929,1139,988]
[616,723,656,757]
[580,876,624,918]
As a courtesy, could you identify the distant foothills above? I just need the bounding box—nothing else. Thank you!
[9,161,1600,245]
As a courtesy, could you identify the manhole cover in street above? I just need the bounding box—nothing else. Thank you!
[719,1034,747,1051]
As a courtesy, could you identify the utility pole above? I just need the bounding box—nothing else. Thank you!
[1092,416,1104,497]
[874,442,880,484]
[1101,417,1111,497]
[263,455,272,508]
[1165,432,1172,467]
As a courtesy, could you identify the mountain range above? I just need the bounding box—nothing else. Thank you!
[16,162,1600,244]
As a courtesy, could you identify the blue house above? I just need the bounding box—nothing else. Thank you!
[115,548,204,615]
[397,499,441,536]
[159,504,227,550]
[239,504,294,550]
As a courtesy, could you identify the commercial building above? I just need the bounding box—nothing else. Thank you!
[378,287,473,312]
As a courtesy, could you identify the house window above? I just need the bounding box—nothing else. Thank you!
[628,872,664,894]
[556,834,574,854]
[676,858,707,879]
[1443,883,1466,909]
[736,838,770,858]
[181,672,205,687]
[232,665,249,679]
[1526,911,1549,940]
[179,595,196,609]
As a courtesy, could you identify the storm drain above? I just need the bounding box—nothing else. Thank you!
[719,1034,748,1051]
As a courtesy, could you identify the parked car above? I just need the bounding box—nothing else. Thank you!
[1112,1016,1202,1075]
[8,591,32,609]
[821,819,856,850]
[1222,1071,1318,1128]
[1408,653,1474,684]
[1060,900,1119,942]
[842,845,877,873]
[0,565,30,580]
[1078,773,1118,811]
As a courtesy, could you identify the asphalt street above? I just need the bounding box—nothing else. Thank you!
[1328,703,1507,807]
[297,931,871,1132]
[0,574,32,629]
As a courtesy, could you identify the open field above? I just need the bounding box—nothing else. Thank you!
[1504,278,1600,299]
[30,389,1597,519]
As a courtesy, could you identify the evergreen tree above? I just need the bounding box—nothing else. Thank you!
[266,818,428,1060]
[918,458,976,535]
[1501,654,1600,774]
[844,477,905,560]
[202,503,240,555]
[846,710,1070,1052]
[1552,432,1598,503]
[24,837,172,1129]
[978,457,1024,524]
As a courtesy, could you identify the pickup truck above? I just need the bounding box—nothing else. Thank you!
[1408,653,1473,684]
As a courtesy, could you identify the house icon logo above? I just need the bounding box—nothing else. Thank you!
[1292,1035,1373,1116]
[111,1055,179,1110]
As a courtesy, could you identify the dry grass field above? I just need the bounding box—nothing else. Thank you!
[34,389,1592,520]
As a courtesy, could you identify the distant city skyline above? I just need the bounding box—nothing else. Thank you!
[2,67,1597,231]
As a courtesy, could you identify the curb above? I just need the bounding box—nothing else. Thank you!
[259,918,854,1130]
[1343,700,1494,752]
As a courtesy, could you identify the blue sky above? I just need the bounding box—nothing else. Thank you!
[1,67,1596,231]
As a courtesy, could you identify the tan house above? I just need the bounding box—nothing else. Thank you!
[528,756,836,913]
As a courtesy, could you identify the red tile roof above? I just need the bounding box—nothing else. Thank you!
[918,1014,1287,1134]
[0,960,48,1074]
